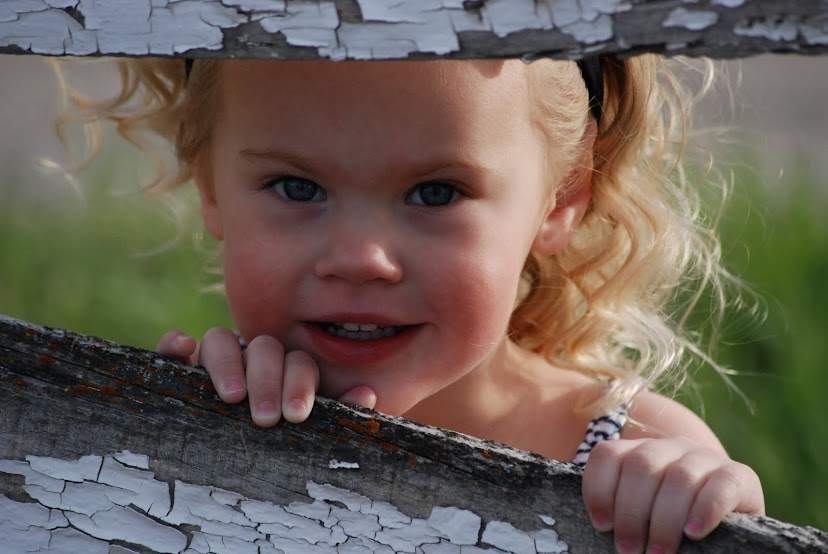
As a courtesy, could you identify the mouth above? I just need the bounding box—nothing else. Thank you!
[316,322,410,341]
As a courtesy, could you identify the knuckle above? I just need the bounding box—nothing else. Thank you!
[247,334,284,353]
[587,441,621,464]
[286,349,315,367]
[622,446,661,476]
[663,461,698,490]
[202,326,231,343]
[715,463,747,492]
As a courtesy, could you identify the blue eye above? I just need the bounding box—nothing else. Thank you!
[266,176,326,202]
[407,182,460,207]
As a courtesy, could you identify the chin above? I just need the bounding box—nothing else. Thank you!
[372,393,423,419]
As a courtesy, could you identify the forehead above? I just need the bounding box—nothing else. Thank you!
[215,60,535,153]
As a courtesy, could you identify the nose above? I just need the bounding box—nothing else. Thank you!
[314,212,403,284]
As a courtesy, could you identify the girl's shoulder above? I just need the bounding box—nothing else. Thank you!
[621,391,726,453]
[495,365,611,460]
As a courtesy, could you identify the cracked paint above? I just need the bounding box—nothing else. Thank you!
[662,8,719,31]
[712,0,746,7]
[735,15,828,45]
[329,460,360,469]
[2,0,825,59]
[0,451,569,553]
[0,0,635,59]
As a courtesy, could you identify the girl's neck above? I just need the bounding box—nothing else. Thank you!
[402,339,539,436]
[402,339,600,459]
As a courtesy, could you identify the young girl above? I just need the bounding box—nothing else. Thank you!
[59,55,763,554]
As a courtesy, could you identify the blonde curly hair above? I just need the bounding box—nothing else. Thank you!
[51,55,736,415]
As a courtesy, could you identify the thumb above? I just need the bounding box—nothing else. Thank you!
[337,385,377,410]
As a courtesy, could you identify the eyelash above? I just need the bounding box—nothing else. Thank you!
[259,175,464,207]
[405,181,462,207]
[259,175,326,202]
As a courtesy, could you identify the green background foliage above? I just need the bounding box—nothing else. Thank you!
[1,155,826,532]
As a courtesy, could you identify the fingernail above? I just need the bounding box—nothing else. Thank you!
[222,378,245,395]
[591,513,613,533]
[283,398,310,422]
[646,545,664,554]
[684,518,703,538]
[253,400,279,423]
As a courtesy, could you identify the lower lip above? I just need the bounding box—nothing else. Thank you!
[304,324,420,367]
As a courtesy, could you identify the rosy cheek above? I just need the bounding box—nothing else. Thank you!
[223,241,283,336]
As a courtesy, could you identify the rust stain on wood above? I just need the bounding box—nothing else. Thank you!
[97,384,118,396]
[72,383,98,395]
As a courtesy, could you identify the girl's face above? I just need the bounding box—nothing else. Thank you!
[197,60,587,416]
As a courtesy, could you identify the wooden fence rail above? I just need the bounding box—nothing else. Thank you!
[2,316,828,553]
[0,0,827,61]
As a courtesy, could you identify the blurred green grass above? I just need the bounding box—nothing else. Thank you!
[1,158,826,531]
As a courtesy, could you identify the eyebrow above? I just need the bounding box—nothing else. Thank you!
[238,147,493,180]
[238,148,317,174]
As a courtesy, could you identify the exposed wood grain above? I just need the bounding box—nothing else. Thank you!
[0,0,826,61]
[1,314,827,553]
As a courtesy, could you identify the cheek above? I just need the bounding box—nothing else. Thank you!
[222,236,294,339]
[433,241,527,343]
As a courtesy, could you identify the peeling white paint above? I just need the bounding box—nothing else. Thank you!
[800,23,828,46]
[27,453,102,482]
[0,0,632,60]
[663,7,719,31]
[113,450,150,469]
[539,515,556,526]
[1,451,569,553]
[2,0,821,61]
[735,16,801,42]
[329,459,360,470]
[427,506,480,545]
[482,521,537,554]
[533,528,567,553]
[258,2,339,51]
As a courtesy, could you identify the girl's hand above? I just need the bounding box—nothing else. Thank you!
[156,328,377,427]
[582,437,764,554]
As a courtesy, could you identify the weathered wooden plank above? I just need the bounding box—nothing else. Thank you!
[0,0,827,61]
[1,313,827,553]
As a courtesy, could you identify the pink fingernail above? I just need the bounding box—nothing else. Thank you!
[646,545,664,554]
[684,518,703,537]
[591,513,613,532]
[254,400,279,418]
[223,378,245,395]
[284,399,309,421]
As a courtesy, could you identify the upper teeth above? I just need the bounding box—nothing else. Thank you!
[341,323,379,331]
[323,322,402,340]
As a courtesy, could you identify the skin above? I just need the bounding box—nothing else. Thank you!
[157,59,763,554]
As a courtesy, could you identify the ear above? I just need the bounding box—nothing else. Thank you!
[532,121,596,255]
[193,162,224,241]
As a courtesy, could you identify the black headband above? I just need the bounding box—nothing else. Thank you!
[576,57,604,124]
[184,56,604,123]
